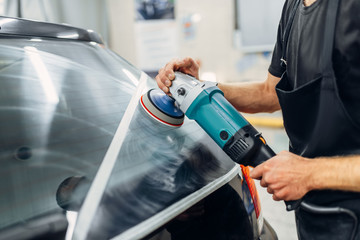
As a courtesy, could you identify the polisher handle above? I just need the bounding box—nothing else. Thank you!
[248,138,302,211]
[221,124,301,210]
[251,137,302,211]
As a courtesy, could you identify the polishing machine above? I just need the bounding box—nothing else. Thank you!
[140,72,276,168]
[140,72,300,210]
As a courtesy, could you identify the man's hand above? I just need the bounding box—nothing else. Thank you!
[155,57,200,94]
[250,151,313,201]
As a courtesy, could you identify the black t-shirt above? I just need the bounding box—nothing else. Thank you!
[269,0,360,125]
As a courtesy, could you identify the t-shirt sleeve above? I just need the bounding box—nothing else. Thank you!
[268,1,289,78]
[268,23,286,77]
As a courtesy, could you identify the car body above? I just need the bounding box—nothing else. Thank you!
[0,16,277,240]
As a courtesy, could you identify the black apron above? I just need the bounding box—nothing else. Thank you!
[275,0,360,239]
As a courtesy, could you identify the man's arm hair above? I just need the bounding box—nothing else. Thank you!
[218,72,281,114]
[308,155,360,193]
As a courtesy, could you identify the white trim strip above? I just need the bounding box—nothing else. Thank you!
[111,164,240,240]
[71,72,148,240]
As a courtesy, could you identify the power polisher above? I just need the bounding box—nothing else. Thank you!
[141,72,301,211]
[140,72,275,167]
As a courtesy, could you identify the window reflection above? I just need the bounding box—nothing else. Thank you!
[25,46,59,104]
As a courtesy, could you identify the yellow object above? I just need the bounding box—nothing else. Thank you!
[245,116,284,128]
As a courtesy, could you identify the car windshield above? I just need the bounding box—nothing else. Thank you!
[0,37,236,239]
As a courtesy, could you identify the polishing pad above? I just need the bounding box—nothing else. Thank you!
[140,89,184,127]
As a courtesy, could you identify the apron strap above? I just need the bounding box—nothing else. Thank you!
[280,0,301,68]
[321,0,340,78]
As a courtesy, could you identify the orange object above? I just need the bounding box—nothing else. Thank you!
[241,165,261,218]
[259,136,266,145]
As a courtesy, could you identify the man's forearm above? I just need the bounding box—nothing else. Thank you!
[217,72,281,113]
[309,155,360,193]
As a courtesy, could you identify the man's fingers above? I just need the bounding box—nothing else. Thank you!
[249,164,264,180]
[155,75,169,93]
[272,194,281,201]
[156,64,175,92]
[155,57,199,93]
[260,177,268,187]
[159,59,183,87]
[267,187,274,194]
[272,190,287,201]
[166,58,184,73]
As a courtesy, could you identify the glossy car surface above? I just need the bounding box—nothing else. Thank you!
[0,16,277,240]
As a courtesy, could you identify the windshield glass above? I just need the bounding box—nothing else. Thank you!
[0,37,235,239]
[0,39,138,230]
[79,93,236,239]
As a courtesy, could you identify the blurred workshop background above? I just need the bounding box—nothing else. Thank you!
[0,0,297,239]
